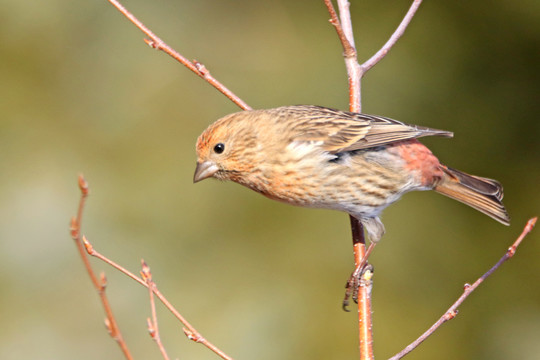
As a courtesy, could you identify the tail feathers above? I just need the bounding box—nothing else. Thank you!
[434,167,510,225]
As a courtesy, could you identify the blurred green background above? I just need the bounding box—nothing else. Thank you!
[1,0,538,359]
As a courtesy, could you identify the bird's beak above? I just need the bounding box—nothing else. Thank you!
[193,161,219,183]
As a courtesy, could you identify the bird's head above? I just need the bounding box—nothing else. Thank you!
[194,111,262,184]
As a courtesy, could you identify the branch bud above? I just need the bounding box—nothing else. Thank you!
[147,318,156,338]
[193,60,209,76]
[104,318,113,335]
[183,328,204,343]
[78,174,89,196]
[141,259,152,282]
[100,272,108,290]
[82,235,93,254]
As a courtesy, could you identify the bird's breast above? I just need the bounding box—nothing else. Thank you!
[235,143,426,219]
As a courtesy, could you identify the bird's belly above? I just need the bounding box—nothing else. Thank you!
[252,158,415,218]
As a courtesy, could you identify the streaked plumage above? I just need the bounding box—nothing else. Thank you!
[194,105,510,241]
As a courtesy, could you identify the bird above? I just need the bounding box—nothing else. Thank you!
[194,105,510,243]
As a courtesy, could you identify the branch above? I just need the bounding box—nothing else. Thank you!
[106,0,251,111]
[324,2,371,359]
[323,0,356,58]
[82,236,234,360]
[389,217,537,360]
[361,0,422,73]
[325,0,423,112]
[324,0,362,112]
[70,175,133,360]
[72,2,254,358]
[324,2,424,359]
[142,261,171,360]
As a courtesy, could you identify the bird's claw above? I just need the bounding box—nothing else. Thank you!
[342,264,374,311]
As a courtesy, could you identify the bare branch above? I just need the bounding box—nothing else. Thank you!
[324,2,424,359]
[323,0,356,58]
[390,217,537,360]
[325,2,375,358]
[107,0,251,111]
[70,176,133,360]
[335,0,362,113]
[83,236,234,360]
[142,261,171,360]
[348,218,373,360]
[325,0,423,113]
[325,2,371,358]
[361,0,423,73]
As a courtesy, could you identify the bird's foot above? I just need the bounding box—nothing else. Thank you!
[342,263,374,311]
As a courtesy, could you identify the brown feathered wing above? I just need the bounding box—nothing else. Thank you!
[285,105,453,153]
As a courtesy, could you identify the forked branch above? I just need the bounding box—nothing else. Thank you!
[325,0,423,112]
[82,235,234,360]
[70,176,133,359]
[322,1,421,360]
[142,260,171,360]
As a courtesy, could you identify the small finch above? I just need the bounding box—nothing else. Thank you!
[194,105,510,242]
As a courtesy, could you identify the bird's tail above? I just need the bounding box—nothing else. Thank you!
[434,166,510,225]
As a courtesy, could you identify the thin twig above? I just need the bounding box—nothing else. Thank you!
[361,0,423,73]
[323,0,356,58]
[389,217,537,360]
[142,261,171,360]
[324,0,361,109]
[325,0,423,112]
[106,0,251,111]
[83,236,234,360]
[336,0,362,112]
[70,175,133,360]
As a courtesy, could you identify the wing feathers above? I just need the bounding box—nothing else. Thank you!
[280,105,453,153]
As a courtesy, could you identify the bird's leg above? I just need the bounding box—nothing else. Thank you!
[342,241,377,311]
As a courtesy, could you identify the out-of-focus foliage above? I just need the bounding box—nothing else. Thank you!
[0,1,538,359]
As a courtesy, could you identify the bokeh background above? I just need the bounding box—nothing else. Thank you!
[1,0,539,359]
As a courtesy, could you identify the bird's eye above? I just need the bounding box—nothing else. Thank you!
[213,143,225,154]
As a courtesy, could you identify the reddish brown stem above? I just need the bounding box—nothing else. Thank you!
[350,218,373,360]
[83,236,234,360]
[71,176,133,360]
[324,1,371,357]
[389,217,537,360]
[323,0,356,58]
[324,1,424,359]
[106,0,251,111]
[142,261,171,360]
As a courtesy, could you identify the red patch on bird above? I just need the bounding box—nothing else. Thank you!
[393,140,443,187]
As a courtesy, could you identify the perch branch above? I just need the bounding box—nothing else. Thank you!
[106,0,251,111]
[325,1,371,358]
[324,1,424,359]
[389,217,537,360]
[70,175,133,360]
